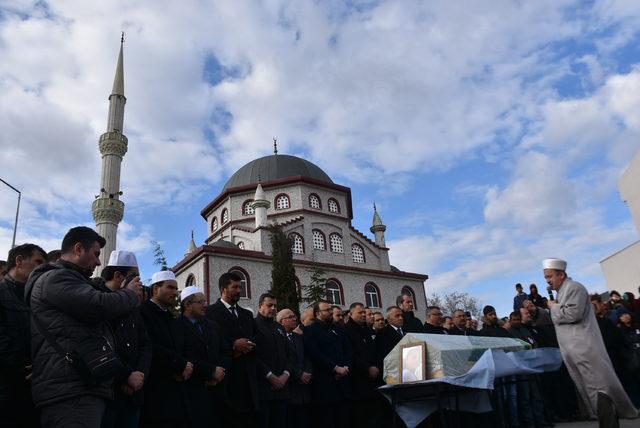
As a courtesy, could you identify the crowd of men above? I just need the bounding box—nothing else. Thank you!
[1,226,640,427]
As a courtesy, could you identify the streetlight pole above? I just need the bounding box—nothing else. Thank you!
[0,178,21,248]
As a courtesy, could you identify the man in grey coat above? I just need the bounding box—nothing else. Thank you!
[25,227,142,428]
[544,258,638,425]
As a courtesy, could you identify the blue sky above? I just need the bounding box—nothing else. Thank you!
[1,0,640,317]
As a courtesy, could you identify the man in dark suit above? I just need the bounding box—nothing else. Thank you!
[277,308,312,428]
[205,272,259,428]
[140,270,191,428]
[345,302,380,428]
[423,305,447,334]
[172,285,231,428]
[254,293,293,428]
[449,309,478,336]
[375,306,405,369]
[303,300,352,428]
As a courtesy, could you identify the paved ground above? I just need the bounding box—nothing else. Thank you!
[556,420,638,427]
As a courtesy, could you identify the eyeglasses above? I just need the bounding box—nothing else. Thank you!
[192,299,207,305]
[430,313,443,317]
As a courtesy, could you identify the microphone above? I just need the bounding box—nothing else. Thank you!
[546,286,554,302]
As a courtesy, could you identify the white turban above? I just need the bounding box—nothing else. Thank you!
[107,250,138,267]
[180,285,202,301]
[542,258,567,271]
[151,270,176,286]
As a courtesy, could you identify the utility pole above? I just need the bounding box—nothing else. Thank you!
[0,178,21,248]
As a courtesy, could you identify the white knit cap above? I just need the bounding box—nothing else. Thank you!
[542,258,567,271]
[107,250,138,267]
[180,285,202,301]
[151,270,176,285]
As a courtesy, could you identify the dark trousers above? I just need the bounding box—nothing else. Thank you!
[0,376,39,428]
[40,395,107,428]
[258,399,287,428]
[101,396,141,428]
[287,403,310,428]
[218,400,258,428]
[353,398,380,428]
[312,401,350,428]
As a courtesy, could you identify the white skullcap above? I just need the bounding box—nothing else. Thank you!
[151,270,176,285]
[180,285,202,301]
[542,258,567,271]
[107,250,138,267]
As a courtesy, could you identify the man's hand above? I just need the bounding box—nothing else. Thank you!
[279,372,290,387]
[214,366,225,383]
[182,362,194,380]
[124,276,143,301]
[127,371,145,391]
[547,300,557,308]
[268,374,285,390]
[368,366,380,379]
[300,372,312,384]
[233,338,255,355]
[120,384,135,395]
[334,366,349,379]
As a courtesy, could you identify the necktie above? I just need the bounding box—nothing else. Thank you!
[398,327,403,336]
[195,321,203,333]
[230,306,238,317]
[287,333,293,342]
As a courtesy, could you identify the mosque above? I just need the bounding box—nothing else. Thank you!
[93,38,428,311]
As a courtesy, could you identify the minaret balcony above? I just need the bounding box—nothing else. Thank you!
[99,132,128,158]
[92,197,124,224]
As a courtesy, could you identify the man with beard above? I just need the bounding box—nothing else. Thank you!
[140,270,191,428]
[544,258,637,424]
[25,227,141,428]
[528,283,548,309]
[0,243,46,428]
[396,293,423,333]
[205,272,259,428]
[345,302,379,428]
[303,300,352,428]
[172,285,229,428]
[372,311,385,336]
[449,309,477,335]
[423,306,447,334]
[479,306,513,338]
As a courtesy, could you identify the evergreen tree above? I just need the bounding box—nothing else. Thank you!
[151,240,169,270]
[267,224,300,317]
[303,262,328,305]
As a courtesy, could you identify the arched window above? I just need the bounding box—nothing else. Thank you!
[275,194,290,210]
[325,279,344,305]
[351,244,365,263]
[221,208,229,224]
[185,274,196,288]
[365,282,381,308]
[312,230,326,250]
[211,217,218,232]
[328,198,340,214]
[243,200,254,216]
[309,194,321,209]
[401,286,417,310]
[329,233,343,253]
[237,241,245,250]
[229,267,250,299]
[289,233,304,254]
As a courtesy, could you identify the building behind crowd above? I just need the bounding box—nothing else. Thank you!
[601,149,640,294]
[172,151,428,311]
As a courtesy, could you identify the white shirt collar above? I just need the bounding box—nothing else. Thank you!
[220,298,235,310]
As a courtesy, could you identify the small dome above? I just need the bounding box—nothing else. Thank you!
[211,239,239,249]
[224,154,333,191]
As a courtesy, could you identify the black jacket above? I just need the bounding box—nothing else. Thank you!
[172,314,231,428]
[478,320,514,338]
[374,324,404,372]
[287,331,312,405]
[254,314,294,401]
[448,326,478,336]
[423,322,447,334]
[344,319,378,400]
[25,261,138,407]
[140,299,188,424]
[205,299,260,412]
[303,319,352,403]
[402,311,424,333]
[507,325,537,347]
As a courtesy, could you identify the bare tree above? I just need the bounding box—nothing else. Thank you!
[428,291,482,320]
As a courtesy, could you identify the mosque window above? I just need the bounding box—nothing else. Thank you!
[401,286,417,310]
[329,233,343,253]
[309,194,321,209]
[325,279,344,305]
[328,198,340,214]
[237,241,245,250]
[229,267,250,299]
[221,209,229,224]
[365,282,381,308]
[312,229,326,250]
[243,200,254,216]
[211,217,218,232]
[185,274,196,288]
[290,233,304,254]
[351,244,365,263]
[275,194,290,210]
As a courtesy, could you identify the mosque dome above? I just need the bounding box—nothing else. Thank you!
[223,154,333,191]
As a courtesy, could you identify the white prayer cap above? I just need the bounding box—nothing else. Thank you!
[107,250,138,267]
[542,258,567,271]
[151,270,176,285]
[180,285,202,301]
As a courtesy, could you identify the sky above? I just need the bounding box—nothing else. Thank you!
[1,0,640,317]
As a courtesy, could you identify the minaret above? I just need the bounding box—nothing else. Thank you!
[370,203,387,247]
[186,230,197,256]
[92,34,128,275]
[251,182,270,228]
